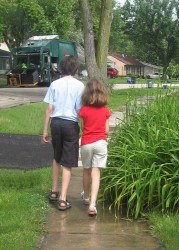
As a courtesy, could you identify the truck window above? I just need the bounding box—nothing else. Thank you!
[44,55,50,64]
[29,55,40,68]
[14,56,28,68]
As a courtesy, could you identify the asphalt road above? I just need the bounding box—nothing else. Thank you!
[0,87,52,169]
[0,133,53,170]
[0,86,48,103]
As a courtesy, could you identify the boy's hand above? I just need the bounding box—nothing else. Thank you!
[43,132,50,143]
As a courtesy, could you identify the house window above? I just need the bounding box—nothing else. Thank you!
[0,58,10,70]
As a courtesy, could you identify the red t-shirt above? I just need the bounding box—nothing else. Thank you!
[79,106,111,145]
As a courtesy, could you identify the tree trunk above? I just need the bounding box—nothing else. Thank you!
[79,0,113,84]
[79,0,101,80]
[96,0,113,83]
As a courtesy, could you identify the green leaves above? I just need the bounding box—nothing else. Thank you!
[100,91,179,218]
[122,0,179,70]
[0,0,77,47]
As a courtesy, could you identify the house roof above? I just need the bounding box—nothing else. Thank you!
[0,42,10,52]
[109,53,144,66]
[140,61,161,69]
[0,49,11,57]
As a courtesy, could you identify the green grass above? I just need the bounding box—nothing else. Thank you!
[108,76,179,85]
[0,75,7,87]
[108,87,167,111]
[0,102,46,134]
[149,212,179,250]
[0,87,173,134]
[0,168,53,250]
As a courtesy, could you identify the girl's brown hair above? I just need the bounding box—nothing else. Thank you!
[81,79,108,107]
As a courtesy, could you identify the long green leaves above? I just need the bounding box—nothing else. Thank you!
[100,91,179,219]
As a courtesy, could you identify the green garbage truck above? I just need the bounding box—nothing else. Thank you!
[7,35,77,87]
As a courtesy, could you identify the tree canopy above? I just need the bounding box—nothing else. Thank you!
[120,0,179,72]
[0,0,77,47]
[0,0,178,77]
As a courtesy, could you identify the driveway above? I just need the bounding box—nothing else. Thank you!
[0,87,48,108]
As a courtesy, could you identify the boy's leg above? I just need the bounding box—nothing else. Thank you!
[51,159,60,197]
[83,168,91,198]
[60,166,72,203]
[90,167,100,207]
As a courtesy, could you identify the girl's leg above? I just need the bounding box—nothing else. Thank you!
[83,168,91,198]
[90,167,100,207]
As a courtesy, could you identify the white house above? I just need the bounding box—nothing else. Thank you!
[0,42,11,74]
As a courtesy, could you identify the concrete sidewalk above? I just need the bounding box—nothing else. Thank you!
[38,167,165,250]
[0,96,30,108]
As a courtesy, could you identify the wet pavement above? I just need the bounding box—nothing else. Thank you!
[38,168,165,250]
[0,85,166,249]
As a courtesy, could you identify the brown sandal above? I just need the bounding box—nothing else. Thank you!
[48,191,59,203]
[57,200,72,211]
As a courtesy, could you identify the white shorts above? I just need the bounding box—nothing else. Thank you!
[81,140,108,169]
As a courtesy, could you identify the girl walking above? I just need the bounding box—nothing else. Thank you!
[79,79,110,215]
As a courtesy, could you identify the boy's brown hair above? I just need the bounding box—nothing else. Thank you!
[60,55,78,76]
[81,79,108,107]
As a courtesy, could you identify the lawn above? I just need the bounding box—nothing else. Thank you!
[0,75,7,87]
[149,213,179,250]
[0,86,178,250]
[0,168,52,250]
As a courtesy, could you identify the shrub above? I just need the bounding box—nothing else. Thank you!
[100,92,179,219]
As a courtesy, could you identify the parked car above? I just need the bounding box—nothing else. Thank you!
[80,67,119,78]
[146,72,163,79]
[107,67,118,78]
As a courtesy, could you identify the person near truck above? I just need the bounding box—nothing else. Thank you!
[43,55,84,211]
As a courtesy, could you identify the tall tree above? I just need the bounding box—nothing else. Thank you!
[0,0,76,47]
[109,5,132,53]
[79,0,113,83]
[0,0,49,47]
[123,0,179,73]
[37,0,76,40]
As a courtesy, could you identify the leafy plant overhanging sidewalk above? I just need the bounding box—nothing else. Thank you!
[100,91,179,220]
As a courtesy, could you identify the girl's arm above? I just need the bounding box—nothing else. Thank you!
[43,104,53,143]
[80,119,84,132]
[105,119,109,134]
[79,119,84,139]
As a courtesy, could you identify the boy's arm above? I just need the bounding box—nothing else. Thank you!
[43,104,53,143]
